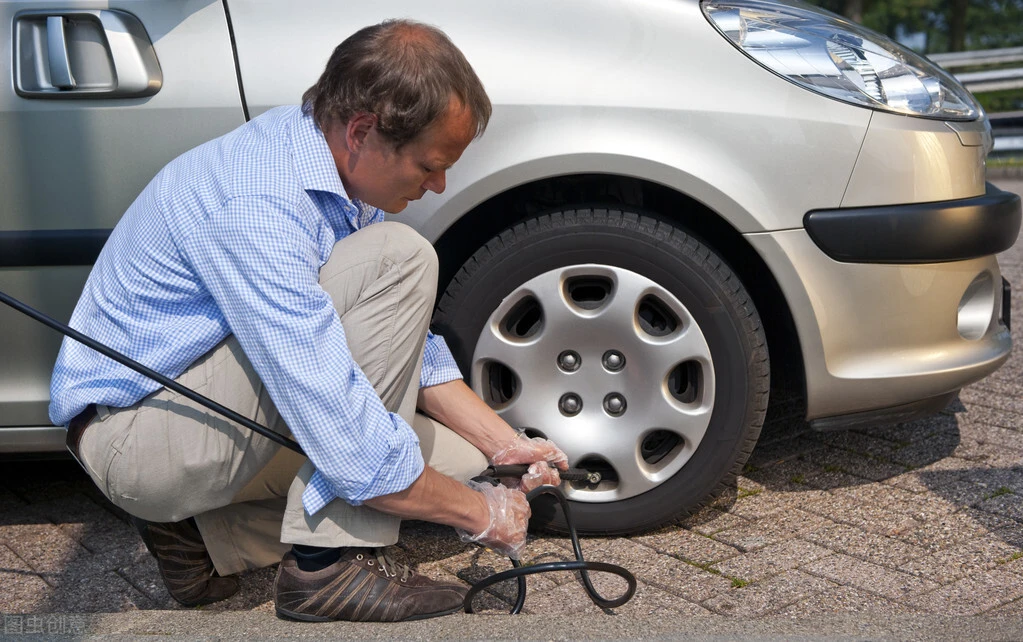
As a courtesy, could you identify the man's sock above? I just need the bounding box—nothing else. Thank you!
[291,545,345,572]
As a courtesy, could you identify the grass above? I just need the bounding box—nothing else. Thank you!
[790,474,807,485]
[997,551,1023,566]
[984,486,1014,501]
[737,486,763,499]
[685,560,723,576]
[685,560,750,589]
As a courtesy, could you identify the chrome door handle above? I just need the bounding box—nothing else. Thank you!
[15,9,162,99]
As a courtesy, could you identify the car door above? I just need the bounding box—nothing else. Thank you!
[0,0,246,451]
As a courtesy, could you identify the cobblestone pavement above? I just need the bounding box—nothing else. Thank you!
[2,181,1022,632]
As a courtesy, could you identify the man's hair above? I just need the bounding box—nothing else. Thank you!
[302,19,492,148]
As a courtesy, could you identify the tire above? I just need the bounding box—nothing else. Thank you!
[433,209,769,535]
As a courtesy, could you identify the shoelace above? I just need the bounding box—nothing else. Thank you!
[372,547,413,582]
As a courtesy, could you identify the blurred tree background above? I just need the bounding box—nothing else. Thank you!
[804,0,1022,52]
[805,0,1023,112]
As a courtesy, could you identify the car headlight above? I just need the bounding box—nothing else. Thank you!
[702,0,981,120]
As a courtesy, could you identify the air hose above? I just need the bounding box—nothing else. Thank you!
[465,466,637,614]
[0,289,637,615]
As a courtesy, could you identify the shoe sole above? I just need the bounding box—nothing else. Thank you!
[274,604,463,623]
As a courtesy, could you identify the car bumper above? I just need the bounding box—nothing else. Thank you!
[747,226,1014,421]
[804,182,1021,264]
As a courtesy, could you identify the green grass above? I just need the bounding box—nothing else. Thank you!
[731,578,750,588]
[685,560,722,576]
[737,486,763,499]
[998,551,1023,565]
[984,486,1014,501]
[790,474,806,485]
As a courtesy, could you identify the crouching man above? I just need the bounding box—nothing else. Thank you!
[49,19,567,622]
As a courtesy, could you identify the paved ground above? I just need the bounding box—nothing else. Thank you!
[2,180,1022,639]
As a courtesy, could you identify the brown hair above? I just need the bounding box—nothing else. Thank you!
[302,19,492,148]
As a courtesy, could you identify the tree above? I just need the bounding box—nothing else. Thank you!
[805,0,1023,53]
[949,0,968,51]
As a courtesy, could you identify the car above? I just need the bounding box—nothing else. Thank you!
[1,0,1019,535]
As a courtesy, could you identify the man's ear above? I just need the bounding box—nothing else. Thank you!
[345,112,377,154]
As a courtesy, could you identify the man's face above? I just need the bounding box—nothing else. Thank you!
[336,98,477,214]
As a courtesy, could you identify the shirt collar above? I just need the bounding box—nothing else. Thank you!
[290,107,381,232]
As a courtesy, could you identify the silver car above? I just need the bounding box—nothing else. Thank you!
[1,0,1019,534]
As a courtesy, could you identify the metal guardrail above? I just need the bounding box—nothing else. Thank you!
[955,68,1023,93]
[928,48,1023,153]
[990,111,1023,154]
[930,46,1023,68]
[930,47,1023,92]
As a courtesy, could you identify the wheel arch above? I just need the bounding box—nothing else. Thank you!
[432,173,808,406]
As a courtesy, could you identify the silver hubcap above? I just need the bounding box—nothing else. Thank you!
[471,264,715,502]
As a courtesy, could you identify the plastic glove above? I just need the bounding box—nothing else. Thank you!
[491,435,569,471]
[515,461,561,494]
[457,480,531,560]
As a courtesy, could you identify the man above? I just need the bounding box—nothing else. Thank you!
[49,20,567,622]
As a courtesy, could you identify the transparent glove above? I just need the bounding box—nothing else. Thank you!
[457,480,531,560]
[490,435,569,471]
[516,460,561,494]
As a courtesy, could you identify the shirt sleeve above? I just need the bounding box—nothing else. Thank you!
[419,331,463,388]
[180,196,424,512]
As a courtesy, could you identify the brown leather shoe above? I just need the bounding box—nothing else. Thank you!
[274,547,466,622]
[131,516,239,607]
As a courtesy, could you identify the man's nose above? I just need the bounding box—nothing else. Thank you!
[423,171,446,194]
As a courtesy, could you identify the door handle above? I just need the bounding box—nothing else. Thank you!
[15,10,162,99]
[46,16,77,90]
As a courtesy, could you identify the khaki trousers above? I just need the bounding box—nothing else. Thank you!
[75,222,488,576]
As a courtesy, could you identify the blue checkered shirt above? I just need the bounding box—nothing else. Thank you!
[49,106,463,513]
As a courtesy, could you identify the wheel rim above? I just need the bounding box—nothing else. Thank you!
[471,263,716,502]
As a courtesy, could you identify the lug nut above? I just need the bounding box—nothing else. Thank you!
[559,393,583,416]
[603,393,627,416]
[602,350,625,372]
[558,350,581,372]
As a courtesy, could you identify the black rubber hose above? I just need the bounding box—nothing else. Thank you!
[482,465,596,483]
[463,483,637,614]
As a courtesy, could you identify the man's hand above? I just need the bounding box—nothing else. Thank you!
[491,435,569,492]
[457,481,531,559]
[517,461,561,493]
[417,380,571,492]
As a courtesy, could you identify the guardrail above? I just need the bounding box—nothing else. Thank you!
[990,112,1023,154]
[930,47,1023,92]
[930,46,1023,68]
[930,48,1022,154]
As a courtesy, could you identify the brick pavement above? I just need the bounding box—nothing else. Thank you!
[2,180,1023,629]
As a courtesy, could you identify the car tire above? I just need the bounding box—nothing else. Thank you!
[433,209,769,534]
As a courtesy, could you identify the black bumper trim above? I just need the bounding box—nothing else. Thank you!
[805,182,1021,264]
[1003,277,1012,332]
[0,229,112,267]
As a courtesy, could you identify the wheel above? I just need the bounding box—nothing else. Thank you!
[433,209,769,534]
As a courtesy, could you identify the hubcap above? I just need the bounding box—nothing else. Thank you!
[471,264,715,502]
